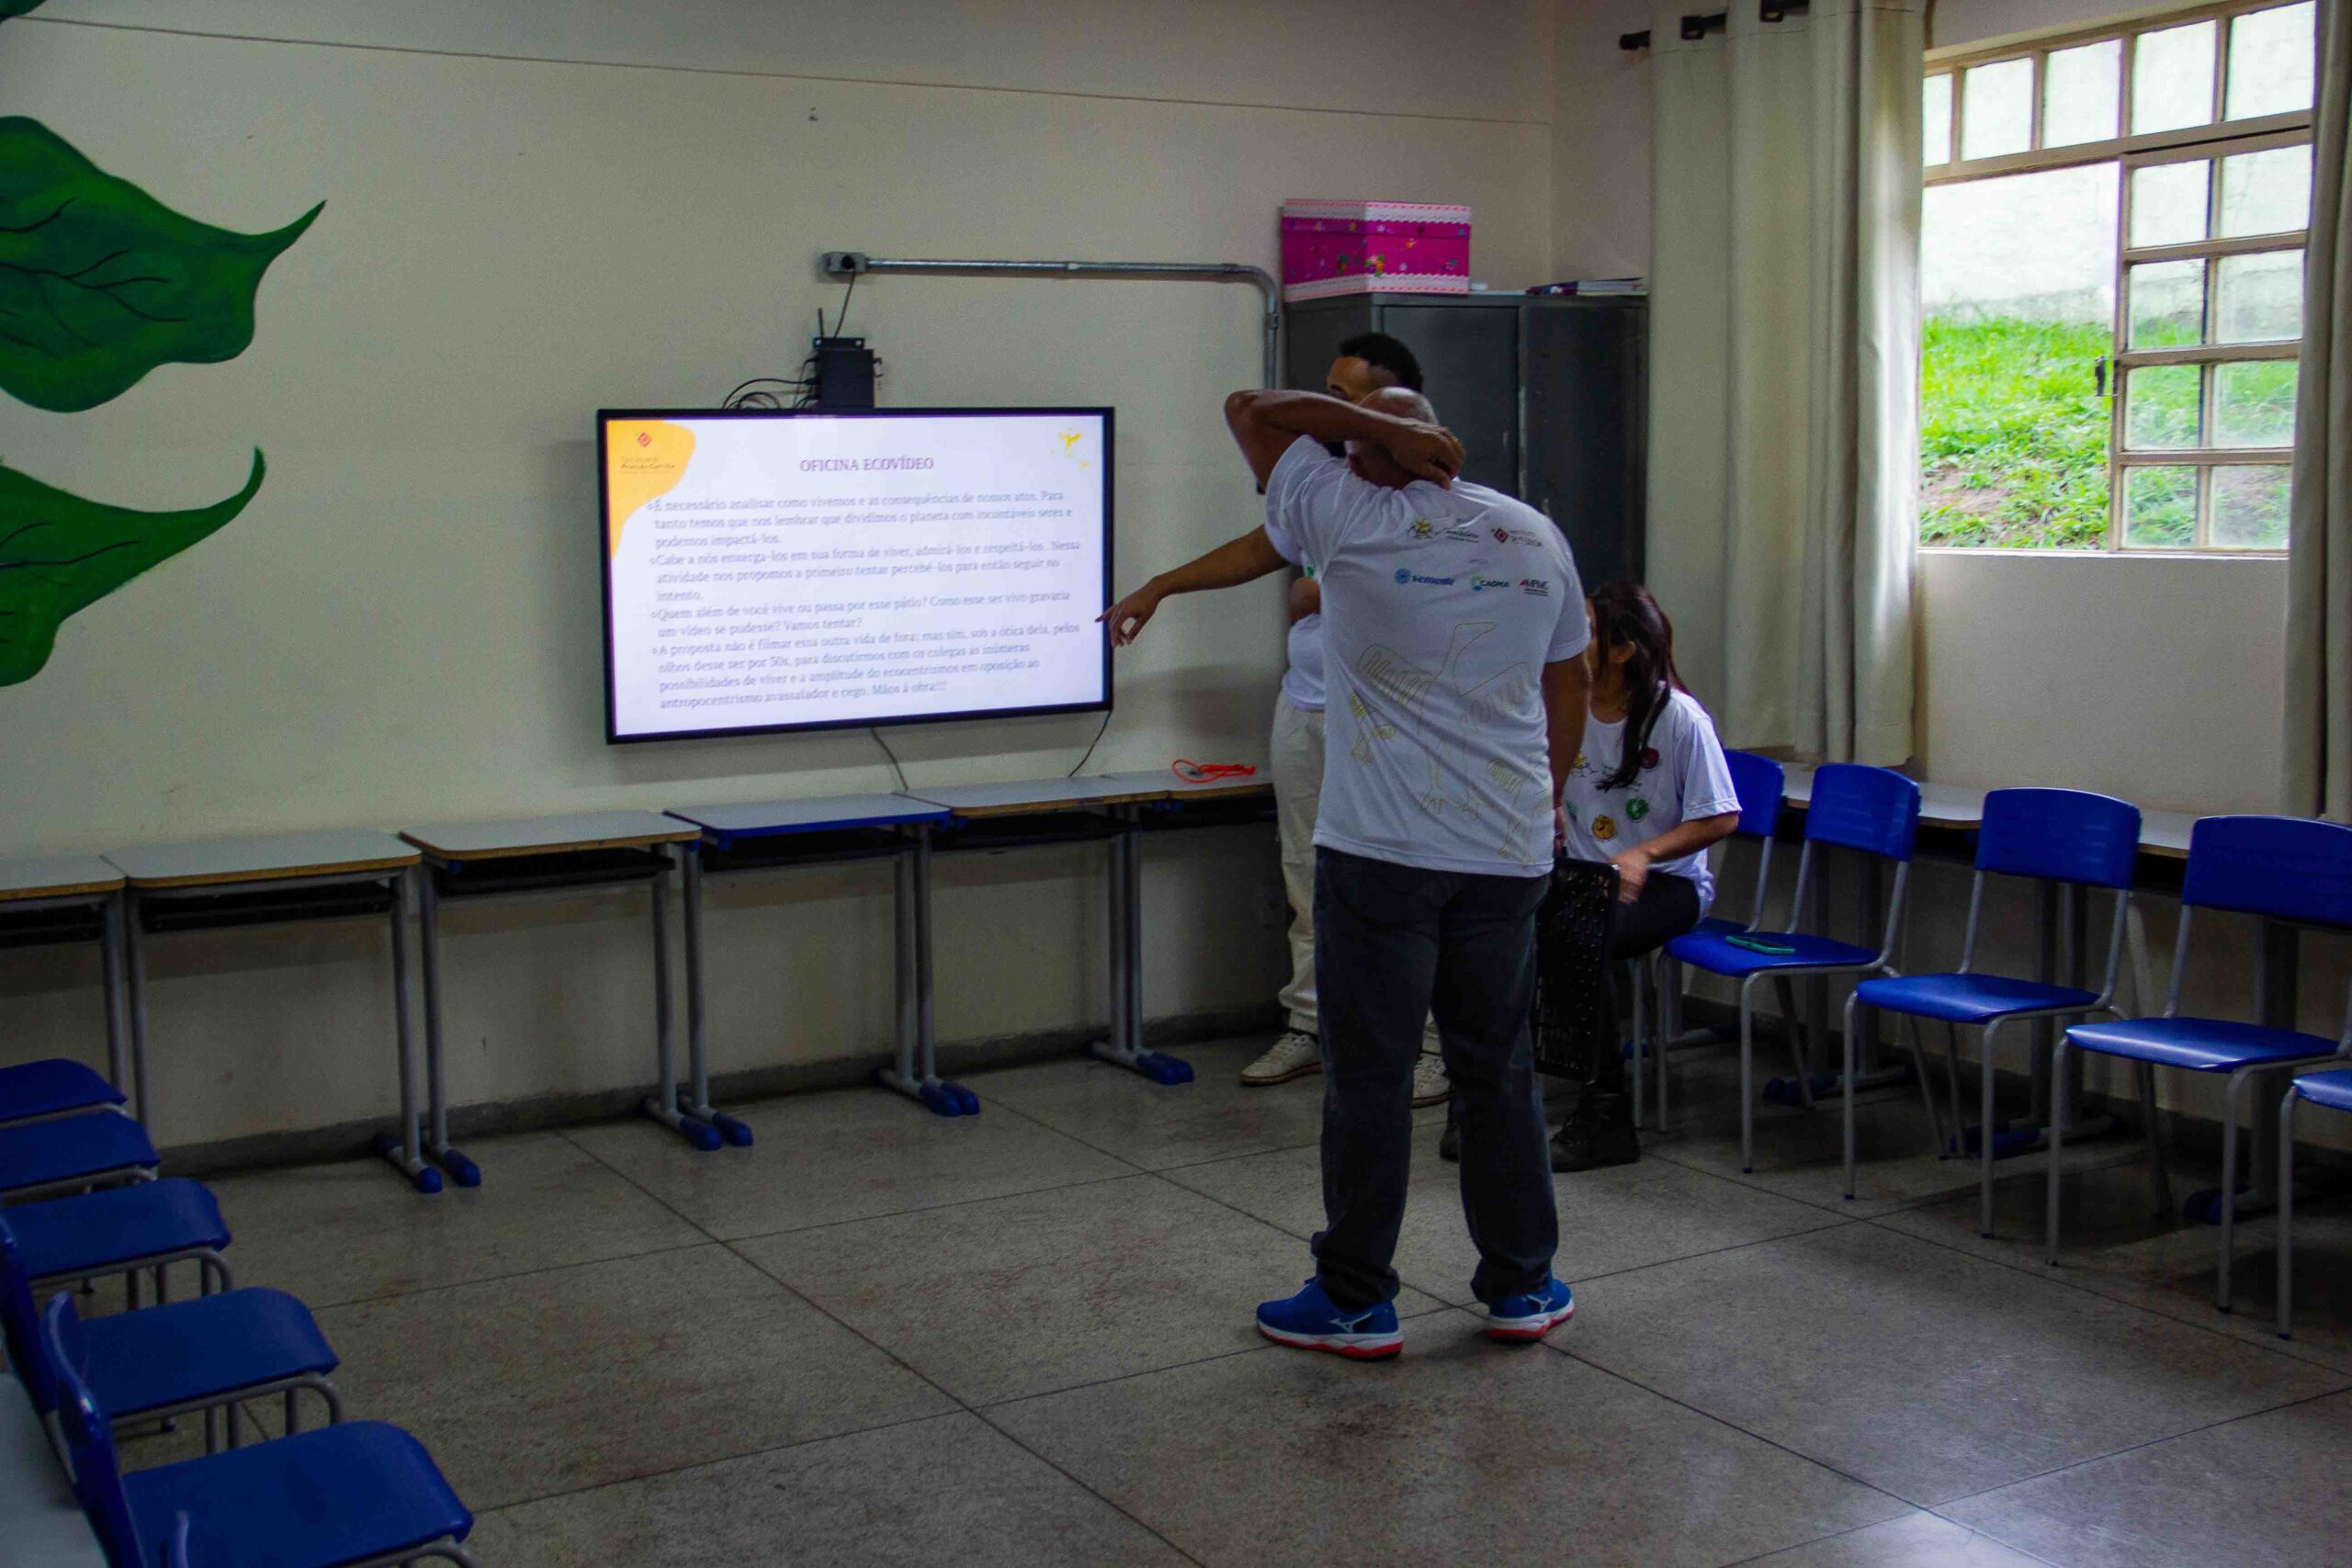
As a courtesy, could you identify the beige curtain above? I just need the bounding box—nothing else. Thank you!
[2283,0,2352,818]
[1645,0,1922,764]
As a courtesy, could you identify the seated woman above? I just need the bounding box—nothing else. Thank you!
[1443,581,1742,1171]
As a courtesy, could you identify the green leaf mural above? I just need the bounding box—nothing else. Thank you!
[0,451,264,683]
[0,118,322,412]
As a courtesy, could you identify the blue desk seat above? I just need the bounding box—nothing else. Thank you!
[46,1295,474,1568]
[2051,814,2352,1309]
[0,1111,156,1200]
[2288,1066,2352,1113]
[2278,1067,2352,1339]
[1855,974,2100,1026]
[0,1060,124,1125]
[1668,929,1879,978]
[1666,764,1921,1175]
[1849,788,2140,1234]
[5,1230,338,1445]
[6,1179,230,1292]
[2068,1017,2337,1073]
[131,1424,469,1568]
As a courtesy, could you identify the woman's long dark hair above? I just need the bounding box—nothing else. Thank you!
[1589,582,1686,793]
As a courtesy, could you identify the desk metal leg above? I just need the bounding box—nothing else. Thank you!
[415,870,481,1186]
[678,843,752,1145]
[1088,807,1193,1085]
[881,824,973,1115]
[124,889,154,1133]
[640,853,718,1149]
[373,867,441,1193]
[100,889,130,1107]
[2188,918,2299,1224]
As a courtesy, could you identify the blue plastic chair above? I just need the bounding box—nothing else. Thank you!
[6,1178,234,1309]
[1846,788,2141,1232]
[43,1293,479,1568]
[2052,815,2352,1309]
[0,1108,157,1202]
[3,1223,338,1453]
[0,1057,126,1126]
[1664,763,1921,1174]
[2278,1067,2352,1338]
[1650,750,1787,1133]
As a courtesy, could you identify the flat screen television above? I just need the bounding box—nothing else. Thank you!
[598,407,1113,743]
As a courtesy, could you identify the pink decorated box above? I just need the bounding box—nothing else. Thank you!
[1279,198,1472,301]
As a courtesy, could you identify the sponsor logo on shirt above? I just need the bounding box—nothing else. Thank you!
[1394,568,1456,587]
[1442,522,1480,542]
[1491,525,1546,547]
[1408,518,1435,540]
[1519,578,1549,596]
[1470,572,1513,592]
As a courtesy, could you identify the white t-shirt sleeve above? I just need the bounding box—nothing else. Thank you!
[1676,699,1744,820]
[1544,544,1591,662]
[1262,436,1347,571]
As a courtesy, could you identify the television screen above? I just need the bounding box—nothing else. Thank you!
[599,407,1113,743]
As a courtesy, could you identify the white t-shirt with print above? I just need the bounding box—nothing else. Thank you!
[1559,688,1743,911]
[1282,610,1327,713]
[1262,437,1589,878]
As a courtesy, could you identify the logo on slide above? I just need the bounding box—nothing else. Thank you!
[605,420,695,556]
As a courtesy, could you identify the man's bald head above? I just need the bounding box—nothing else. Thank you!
[1360,386,1437,425]
[1348,386,1445,490]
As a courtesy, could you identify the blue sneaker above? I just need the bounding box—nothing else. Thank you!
[1486,1277,1574,1342]
[1255,1278,1402,1359]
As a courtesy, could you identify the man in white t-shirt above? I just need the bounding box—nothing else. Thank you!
[1219,385,1590,1357]
[1100,334,1446,1104]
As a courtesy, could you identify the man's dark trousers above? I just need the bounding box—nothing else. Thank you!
[1311,846,1556,1309]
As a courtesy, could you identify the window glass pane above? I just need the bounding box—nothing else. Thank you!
[2132,20,2217,134]
[2130,161,2210,247]
[1920,164,2118,549]
[1924,73,1952,164]
[2214,359,2298,446]
[2219,143,2312,237]
[2126,365,2201,450]
[1962,58,2034,159]
[2211,464,2292,547]
[2043,39,2120,147]
[2216,249,2304,343]
[2124,466,2199,547]
[2128,259,2206,348]
[2227,2,2316,119]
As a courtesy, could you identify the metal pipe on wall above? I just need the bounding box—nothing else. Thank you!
[820,253,1282,388]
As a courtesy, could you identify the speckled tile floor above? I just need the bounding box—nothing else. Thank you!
[87,1035,2352,1565]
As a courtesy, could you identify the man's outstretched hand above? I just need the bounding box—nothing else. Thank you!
[1099,581,1166,647]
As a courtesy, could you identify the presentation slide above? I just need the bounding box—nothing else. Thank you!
[600,408,1112,742]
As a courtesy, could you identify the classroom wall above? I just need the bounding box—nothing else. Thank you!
[0,1,1555,1148]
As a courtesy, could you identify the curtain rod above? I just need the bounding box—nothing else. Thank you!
[1621,1,1809,50]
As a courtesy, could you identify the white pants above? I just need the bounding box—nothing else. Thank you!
[1269,694,1438,1052]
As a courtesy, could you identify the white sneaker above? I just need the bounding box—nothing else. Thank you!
[1241,1031,1322,1086]
[1411,1051,1451,1107]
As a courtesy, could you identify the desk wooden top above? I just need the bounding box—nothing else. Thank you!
[0,854,124,903]
[1781,764,2209,857]
[402,810,699,863]
[670,793,952,842]
[899,775,1171,818]
[1102,768,1274,804]
[107,829,418,890]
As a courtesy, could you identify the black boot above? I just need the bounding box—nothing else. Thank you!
[1550,1089,1640,1171]
[1438,1097,1461,1163]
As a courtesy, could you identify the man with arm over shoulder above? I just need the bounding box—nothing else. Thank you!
[1219,384,1590,1359]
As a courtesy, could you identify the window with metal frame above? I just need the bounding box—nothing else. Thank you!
[1921,0,2314,552]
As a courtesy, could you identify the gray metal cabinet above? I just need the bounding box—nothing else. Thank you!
[1283,292,1647,590]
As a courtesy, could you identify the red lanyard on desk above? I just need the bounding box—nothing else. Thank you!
[1172,761,1258,783]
